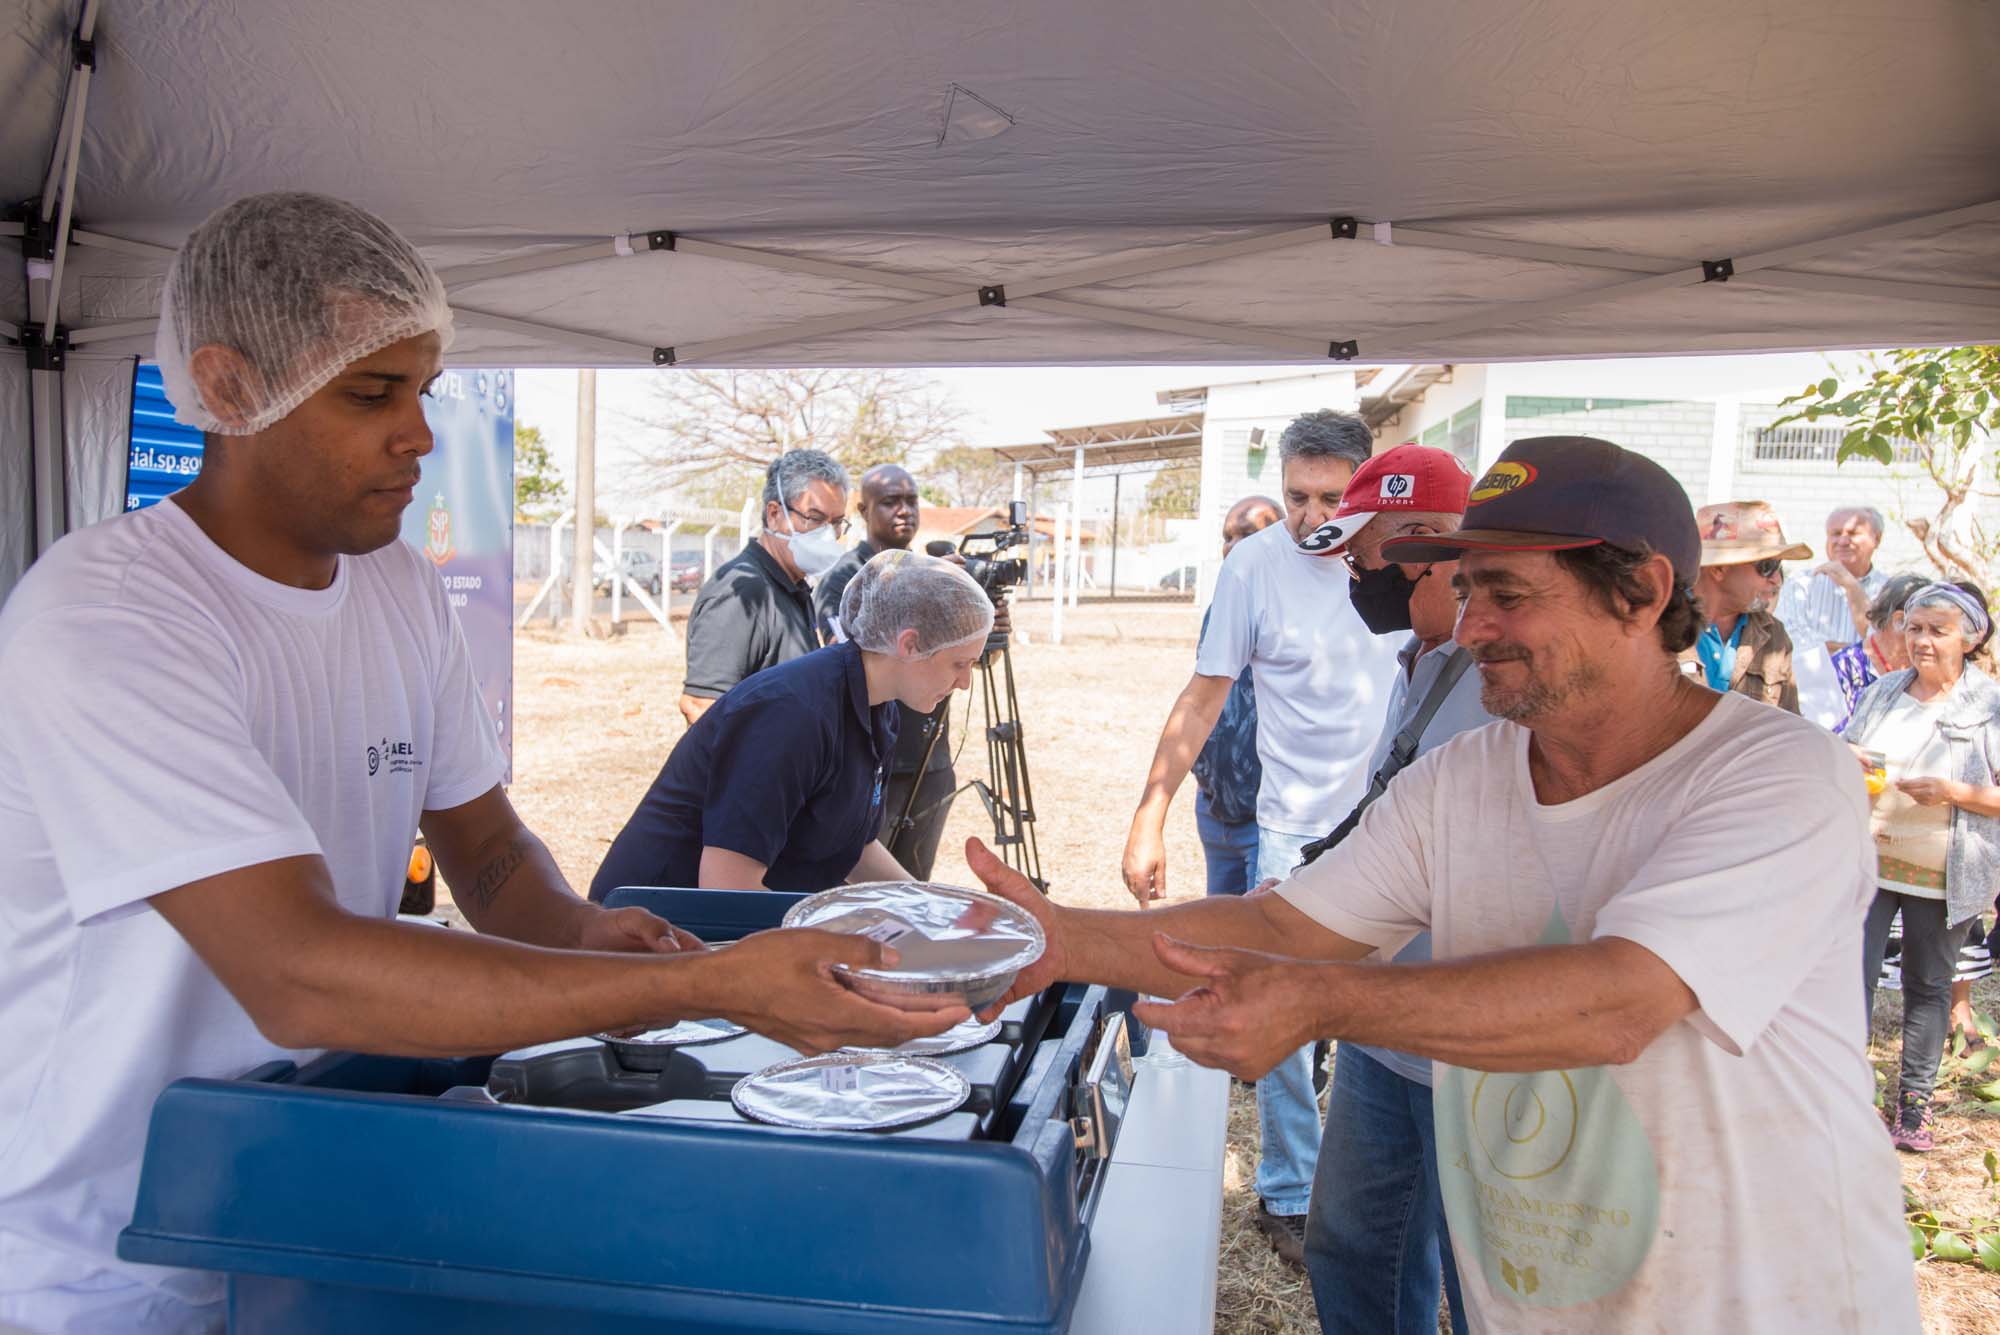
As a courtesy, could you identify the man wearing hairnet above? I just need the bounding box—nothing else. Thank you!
[0,192,964,1335]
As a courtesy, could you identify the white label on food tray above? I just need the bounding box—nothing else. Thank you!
[820,1064,861,1093]
[810,908,921,948]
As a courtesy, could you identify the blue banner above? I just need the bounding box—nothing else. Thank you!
[400,369,516,780]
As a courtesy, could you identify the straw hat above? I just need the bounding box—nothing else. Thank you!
[1694,500,1812,567]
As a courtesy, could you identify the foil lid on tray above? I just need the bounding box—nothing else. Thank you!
[595,1018,747,1050]
[781,881,1045,1009]
[849,1013,1002,1058]
[731,1052,970,1131]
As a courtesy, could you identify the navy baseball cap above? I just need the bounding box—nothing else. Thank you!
[1379,436,1701,585]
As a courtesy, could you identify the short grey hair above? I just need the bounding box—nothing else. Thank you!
[762,449,850,516]
[1277,410,1373,470]
[1828,505,1886,540]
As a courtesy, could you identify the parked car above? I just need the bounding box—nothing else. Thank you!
[594,548,663,596]
[670,558,705,593]
[1157,565,1197,591]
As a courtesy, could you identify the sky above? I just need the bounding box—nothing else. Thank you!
[513,364,1302,516]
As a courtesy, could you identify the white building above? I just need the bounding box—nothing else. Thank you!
[1167,354,1992,601]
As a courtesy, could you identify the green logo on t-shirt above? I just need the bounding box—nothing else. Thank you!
[1435,905,1661,1307]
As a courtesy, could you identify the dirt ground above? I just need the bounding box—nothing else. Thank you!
[497,594,1999,1334]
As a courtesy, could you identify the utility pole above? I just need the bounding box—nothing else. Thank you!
[569,368,597,636]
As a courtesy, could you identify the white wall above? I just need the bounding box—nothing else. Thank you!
[1375,352,1997,578]
[1193,369,1358,600]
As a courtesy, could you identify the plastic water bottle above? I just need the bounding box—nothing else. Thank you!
[1137,997,1189,1069]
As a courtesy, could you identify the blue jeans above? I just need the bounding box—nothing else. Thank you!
[1195,790,1260,898]
[1306,1046,1467,1335]
[1252,825,1323,1216]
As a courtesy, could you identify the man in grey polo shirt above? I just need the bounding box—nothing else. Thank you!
[678,450,848,726]
[1285,443,1486,1335]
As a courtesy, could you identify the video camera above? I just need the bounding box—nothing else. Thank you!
[942,499,1030,598]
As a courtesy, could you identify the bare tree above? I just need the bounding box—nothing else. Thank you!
[620,368,964,500]
[921,444,1016,507]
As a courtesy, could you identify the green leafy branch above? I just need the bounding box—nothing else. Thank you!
[1774,346,2000,583]
[1906,1151,2000,1270]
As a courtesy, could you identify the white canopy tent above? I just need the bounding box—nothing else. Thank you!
[5,0,1999,598]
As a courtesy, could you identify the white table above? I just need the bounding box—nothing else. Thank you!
[1069,1056,1232,1335]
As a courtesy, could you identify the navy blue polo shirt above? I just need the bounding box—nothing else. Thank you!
[590,641,899,898]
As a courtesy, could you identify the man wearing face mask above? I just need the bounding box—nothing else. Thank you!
[678,450,851,727]
[1289,444,1486,1335]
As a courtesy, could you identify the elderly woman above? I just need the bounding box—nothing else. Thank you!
[591,551,993,898]
[1829,571,1927,727]
[1845,583,2000,1151]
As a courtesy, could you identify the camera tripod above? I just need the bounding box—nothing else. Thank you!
[887,629,1046,892]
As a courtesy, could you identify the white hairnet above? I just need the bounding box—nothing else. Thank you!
[841,550,994,655]
[156,192,455,435]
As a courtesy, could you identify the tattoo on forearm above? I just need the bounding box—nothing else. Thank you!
[463,834,534,914]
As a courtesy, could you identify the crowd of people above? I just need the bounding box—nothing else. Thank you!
[0,187,1962,1335]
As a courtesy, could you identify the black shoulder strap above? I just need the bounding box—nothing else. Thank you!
[1296,646,1473,868]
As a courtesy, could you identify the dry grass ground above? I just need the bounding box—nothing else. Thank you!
[494,595,1999,1333]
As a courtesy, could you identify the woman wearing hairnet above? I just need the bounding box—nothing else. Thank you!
[591,551,994,897]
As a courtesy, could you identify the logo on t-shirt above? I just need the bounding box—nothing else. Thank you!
[1435,907,1660,1310]
[1379,473,1416,503]
[369,737,424,778]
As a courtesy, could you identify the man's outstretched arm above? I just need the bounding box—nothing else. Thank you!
[1121,671,1234,902]
[152,855,967,1058]
[1132,934,1698,1080]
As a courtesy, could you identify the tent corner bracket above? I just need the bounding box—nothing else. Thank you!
[1330,216,1360,240]
[979,285,1006,307]
[18,207,54,262]
[647,231,677,252]
[653,346,677,366]
[19,327,69,372]
[1702,258,1734,283]
[1328,339,1359,360]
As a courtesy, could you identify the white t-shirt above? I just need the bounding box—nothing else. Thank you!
[1277,692,1916,1334]
[1194,521,1401,834]
[0,499,504,1328]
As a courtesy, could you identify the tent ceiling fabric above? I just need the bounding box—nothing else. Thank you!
[4,0,1999,372]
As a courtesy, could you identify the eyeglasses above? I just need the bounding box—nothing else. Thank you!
[787,504,850,539]
[1752,557,1783,578]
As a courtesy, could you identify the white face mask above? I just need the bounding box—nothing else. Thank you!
[780,510,846,577]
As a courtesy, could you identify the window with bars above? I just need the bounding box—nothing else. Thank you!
[1740,407,1920,467]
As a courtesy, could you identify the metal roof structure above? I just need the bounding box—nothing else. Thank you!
[987,413,1203,478]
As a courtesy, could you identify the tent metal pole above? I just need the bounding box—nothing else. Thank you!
[1360,198,2000,355]
[1017,295,1331,357]
[37,82,79,217]
[1004,223,1330,298]
[450,306,657,362]
[68,318,162,346]
[1732,198,2000,273]
[438,239,626,291]
[1744,271,2000,310]
[671,293,974,364]
[41,64,92,341]
[674,237,959,296]
[1364,266,1705,350]
[1377,226,1680,274]
[67,229,176,259]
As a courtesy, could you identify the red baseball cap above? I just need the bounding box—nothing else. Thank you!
[1297,443,1472,557]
